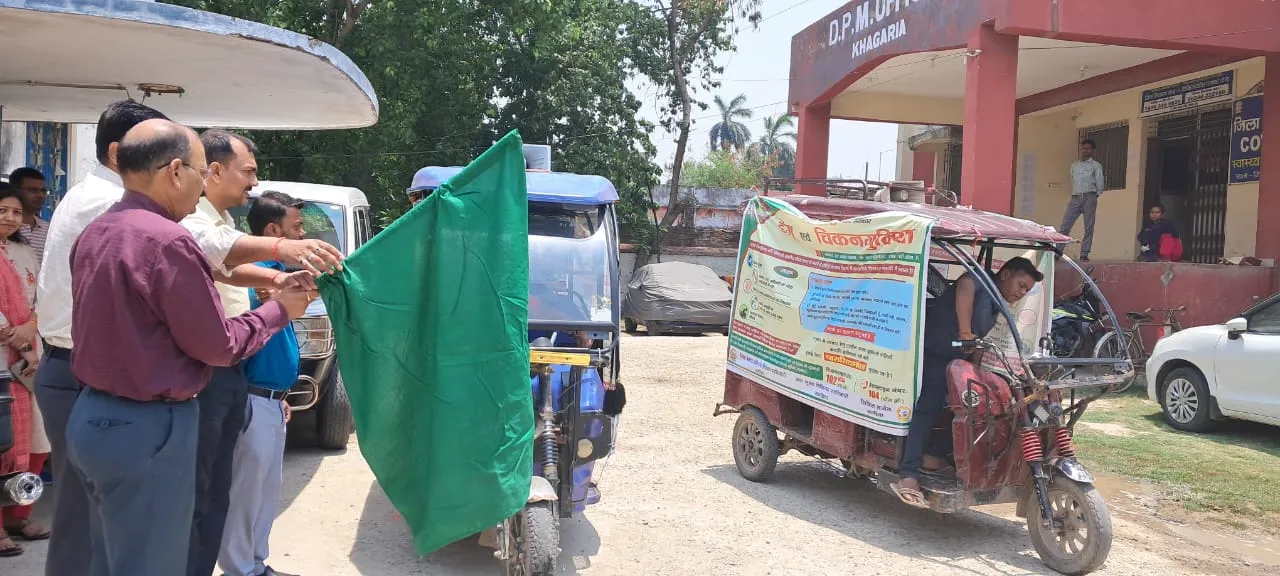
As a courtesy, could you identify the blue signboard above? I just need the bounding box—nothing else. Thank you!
[1140,71,1235,118]
[1230,94,1263,184]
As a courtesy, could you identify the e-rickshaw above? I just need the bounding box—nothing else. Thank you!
[715,188,1131,575]
[405,168,623,576]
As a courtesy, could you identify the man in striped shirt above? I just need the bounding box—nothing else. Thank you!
[8,167,49,264]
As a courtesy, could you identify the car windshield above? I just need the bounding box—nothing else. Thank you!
[528,204,612,325]
[230,200,347,253]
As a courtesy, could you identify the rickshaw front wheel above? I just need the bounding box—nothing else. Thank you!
[1027,476,1113,576]
[732,407,779,482]
[503,501,558,576]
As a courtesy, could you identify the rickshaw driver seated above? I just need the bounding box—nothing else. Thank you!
[893,257,1043,509]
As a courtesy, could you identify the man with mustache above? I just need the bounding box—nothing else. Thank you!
[181,130,344,576]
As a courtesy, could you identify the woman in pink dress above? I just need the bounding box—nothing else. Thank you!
[0,183,47,557]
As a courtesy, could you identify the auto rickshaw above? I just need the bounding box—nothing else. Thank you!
[406,168,623,576]
[715,188,1131,575]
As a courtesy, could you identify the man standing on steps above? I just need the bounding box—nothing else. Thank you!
[35,99,170,576]
[182,130,345,576]
[1060,138,1106,262]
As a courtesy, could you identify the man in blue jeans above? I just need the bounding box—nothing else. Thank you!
[893,257,1042,508]
[218,191,306,576]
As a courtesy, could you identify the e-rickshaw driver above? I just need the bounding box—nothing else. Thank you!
[895,257,1044,508]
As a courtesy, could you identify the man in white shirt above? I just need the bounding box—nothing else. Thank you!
[8,167,49,264]
[33,99,170,576]
[183,130,341,576]
[1060,138,1106,261]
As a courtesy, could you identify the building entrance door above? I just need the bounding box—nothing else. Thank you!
[1145,106,1231,263]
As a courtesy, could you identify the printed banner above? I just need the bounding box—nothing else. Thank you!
[1230,94,1263,184]
[727,197,934,436]
[1140,71,1234,118]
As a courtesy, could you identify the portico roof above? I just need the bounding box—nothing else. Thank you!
[791,0,1280,113]
[0,0,378,129]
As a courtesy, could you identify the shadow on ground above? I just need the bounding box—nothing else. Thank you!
[349,480,601,575]
[702,463,1056,576]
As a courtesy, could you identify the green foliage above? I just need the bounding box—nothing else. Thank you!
[753,114,796,180]
[628,0,762,228]
[162,0,658,230]
[709,94,753,152]
[681,150,769,189]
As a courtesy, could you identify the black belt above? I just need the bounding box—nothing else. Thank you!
[248,386,290,401]
[45,344,71,362]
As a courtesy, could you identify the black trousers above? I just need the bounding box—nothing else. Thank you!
[187,365,249,576]
[900,353,956,480]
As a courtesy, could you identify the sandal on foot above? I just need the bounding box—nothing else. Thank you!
[890,481,930,510]
[0,531,23,557]
[4,520,49,541]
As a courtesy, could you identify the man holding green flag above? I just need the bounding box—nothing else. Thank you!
[317,132,534,555]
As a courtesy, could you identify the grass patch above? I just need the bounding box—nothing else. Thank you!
[1073,392,1280,523]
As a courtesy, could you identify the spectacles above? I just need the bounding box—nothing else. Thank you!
[155,160,209,180]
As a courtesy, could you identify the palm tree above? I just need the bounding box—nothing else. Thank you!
[753,114,796,178]
[754,114,796,163]
[708,94,753,152]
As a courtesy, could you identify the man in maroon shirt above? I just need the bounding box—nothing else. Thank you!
[64,119,311,576]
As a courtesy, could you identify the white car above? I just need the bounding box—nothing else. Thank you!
[1146,294,1280,431]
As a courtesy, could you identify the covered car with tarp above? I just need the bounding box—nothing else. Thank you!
[623,261,732,336]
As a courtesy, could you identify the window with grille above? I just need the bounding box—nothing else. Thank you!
[1079,122,1129,190]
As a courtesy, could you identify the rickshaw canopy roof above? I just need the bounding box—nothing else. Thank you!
[773,195,1073,244]
[408,166,618,206]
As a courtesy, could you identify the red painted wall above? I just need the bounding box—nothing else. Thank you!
[912,151,935,186]
[1053,261,1275,354]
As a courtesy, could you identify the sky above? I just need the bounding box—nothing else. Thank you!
[631,0,900,181]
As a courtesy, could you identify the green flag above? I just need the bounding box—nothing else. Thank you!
[317,131,533,556]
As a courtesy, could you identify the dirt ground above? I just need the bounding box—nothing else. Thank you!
[9,334,1276,575]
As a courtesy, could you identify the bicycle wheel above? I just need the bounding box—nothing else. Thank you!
[1094,331,1142,393]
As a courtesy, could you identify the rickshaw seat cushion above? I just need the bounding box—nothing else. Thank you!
[944,360,1012,418]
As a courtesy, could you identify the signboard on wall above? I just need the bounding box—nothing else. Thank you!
[1140,71,1234,118]
[1230,94,1263,184]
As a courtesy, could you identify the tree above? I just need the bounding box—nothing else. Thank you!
[163,0,659,230]
[708,94,753,152]
[682,149,770,189]
[752,114,796,179]
[632,0,762,230]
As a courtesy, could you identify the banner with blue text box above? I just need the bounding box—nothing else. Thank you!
[1230,94,1263,184]
[727,197,934,436]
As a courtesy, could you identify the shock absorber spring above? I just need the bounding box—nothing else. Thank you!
[1019,428,1045,462]
[540,417,558,480]
[1054,427,1077,458]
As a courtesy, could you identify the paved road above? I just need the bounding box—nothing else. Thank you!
[8,335,1266,575]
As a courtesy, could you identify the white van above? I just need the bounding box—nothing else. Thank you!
[231,181,375,449]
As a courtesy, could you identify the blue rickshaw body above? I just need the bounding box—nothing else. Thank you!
[414,166,620,517]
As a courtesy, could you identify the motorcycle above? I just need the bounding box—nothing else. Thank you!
[1050,268,1106,358]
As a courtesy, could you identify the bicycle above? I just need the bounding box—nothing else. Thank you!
[1092,306,1186,393]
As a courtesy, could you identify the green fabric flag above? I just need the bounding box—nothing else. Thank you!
[317,131,533,556]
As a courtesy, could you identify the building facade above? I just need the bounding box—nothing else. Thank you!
[788,0,1279,328]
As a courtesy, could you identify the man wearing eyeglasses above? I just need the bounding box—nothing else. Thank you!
[7,167,49,263]
[179,130,345,576]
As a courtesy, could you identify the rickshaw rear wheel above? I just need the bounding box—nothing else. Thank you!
[1027,476,1113,575]
[732,407,779,482]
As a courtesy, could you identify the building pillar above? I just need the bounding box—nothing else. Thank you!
[912,151,936,187]
[960,24,1019,214]
[1256,56,1280,261]
[794,101,831,196]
